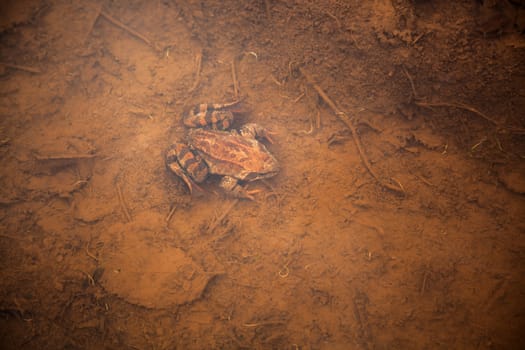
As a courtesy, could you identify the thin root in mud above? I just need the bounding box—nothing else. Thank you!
[89,8,159,52]
[299,67,405,196]
[403,66,525,134]
[85,241,98,262]
[116,182,132,223]
[206,198,239,234]
[0,62,41,74]
[231,59,239,100]
[188,50,203,93]
[416,100,500,126]
[165,203,178,227]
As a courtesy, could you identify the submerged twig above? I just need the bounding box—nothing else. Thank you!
[85,241,98,262]
[243,321,284,327]
[299,67,405,195]
[0,62,41,74]
[82,271,96,286]
[292,92,304,103]
[116,182,132,222]
[231,59,239,100]
[315,110,321,129]
[353,291,374,350]
[34,153,96,161]
[415,100,499,126]
[165,203,177,227]
[325,10,342,30]
[412,31,430,45]
[207,199,239,233]
[402,66,419,100]
[189,50,203,93]
[420,270,430,295]
[297,120,314,135]
[84,4,102,43]
[99,10,158,51]
[413,173,434,187]
[402,67,507,129]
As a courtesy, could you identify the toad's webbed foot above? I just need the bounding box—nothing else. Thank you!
[219,176,260,200]
[240,123,276,143]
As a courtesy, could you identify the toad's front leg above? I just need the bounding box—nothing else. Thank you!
[219,176,260,200]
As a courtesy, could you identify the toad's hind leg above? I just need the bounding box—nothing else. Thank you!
[184,106,234,130]
[219,176,260,200]
[165,143,207,193]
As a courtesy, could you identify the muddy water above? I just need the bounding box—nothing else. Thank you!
[1,0,524,349]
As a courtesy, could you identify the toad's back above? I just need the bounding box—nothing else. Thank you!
[188,128,279,181]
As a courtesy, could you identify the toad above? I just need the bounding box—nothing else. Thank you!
[165,102,279,199]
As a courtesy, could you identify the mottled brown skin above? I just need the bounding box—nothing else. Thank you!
[188,128,279,182]
[166,103,278,199]
[165,143,208,193]
[183,102,238,130]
